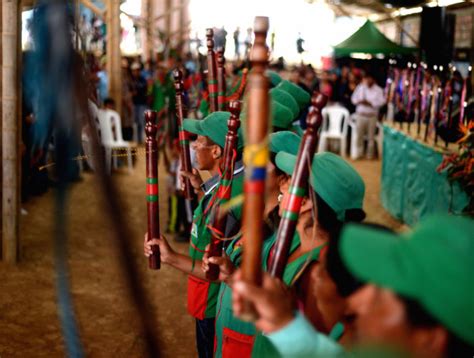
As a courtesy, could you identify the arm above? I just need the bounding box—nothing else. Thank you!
[370,87,386,109]
[144,234,208,280]
[267,312,343,357]
[232,270,343,357]
[351,85,362,106]
[180,169,205,201]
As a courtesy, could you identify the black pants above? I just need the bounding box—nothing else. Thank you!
[195,318,215,358]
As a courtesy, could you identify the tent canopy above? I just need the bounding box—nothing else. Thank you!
[334,20,416,57]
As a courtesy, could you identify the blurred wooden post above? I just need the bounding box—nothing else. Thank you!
[179,0,187,54]
[141,0,154,62]
[106,0,122,115]
[1,0,22,263]
[240,16,270,321]
[165,0,172,55]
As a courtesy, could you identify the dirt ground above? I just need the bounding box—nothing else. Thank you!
[0,151,403,357]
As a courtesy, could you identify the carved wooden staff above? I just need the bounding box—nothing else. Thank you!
[206,28,218,112]
[145,110,161,269]
[239,16,270,321]
[226,68,248,102]
[268,93,327,279]
[217,47,227,111]
[206,101,241,280]
[174,69,194,199]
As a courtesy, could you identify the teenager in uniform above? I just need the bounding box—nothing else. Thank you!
[250,151,366,357]
[144,111,244,358]
[202,130,301,358]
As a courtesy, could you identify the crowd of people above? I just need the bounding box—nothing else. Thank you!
[132,50,471,358]
[18,21,473,357]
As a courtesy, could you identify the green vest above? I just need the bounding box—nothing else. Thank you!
[214,238,256,358]
[187,174,244,320]
[214,233,322,358]
[251,234,323,358]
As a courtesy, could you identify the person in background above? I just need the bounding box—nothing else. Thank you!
[96,57,108,106]
[131,61,149,144]
[351,72,385,159]
[233,27,240,59]
[151,66,168,119]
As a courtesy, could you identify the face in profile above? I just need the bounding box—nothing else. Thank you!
[191,135,220,171]
[345,285,416,354]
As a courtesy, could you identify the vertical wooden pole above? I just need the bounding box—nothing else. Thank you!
[206,29,218,112]
[165,0,172,55]
[179,0,187,55]
[240,16,270,321]
[106,0,122,116]
[216,47,227,111]
[1,0,21,263]
[142,0,154,62]
[145,111,161,270]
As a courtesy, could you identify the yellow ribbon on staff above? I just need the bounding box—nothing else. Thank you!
[243,142,269,167]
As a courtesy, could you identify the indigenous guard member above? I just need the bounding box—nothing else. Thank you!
[144,111,244,358]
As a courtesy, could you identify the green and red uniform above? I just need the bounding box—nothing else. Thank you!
[251,234,323,357]
[187,166,244,320]
[214,232,323,358]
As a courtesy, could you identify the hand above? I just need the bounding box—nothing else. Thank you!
[202,244,235,282]
[143,233,176,265]
[359,99,372,107]
[180,168,203,193]
[231,270,295,334]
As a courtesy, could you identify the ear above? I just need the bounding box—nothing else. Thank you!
[411,326,449,357]
[212,145,223,160]
[299,196,313,215]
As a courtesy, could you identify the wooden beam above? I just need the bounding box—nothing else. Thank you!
[1,0,21,263]
[154,1,188,22]
[106,0,122,116]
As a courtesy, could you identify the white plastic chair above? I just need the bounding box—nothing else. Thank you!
[317,105,350,157]
[348,117,383,159]
[97,109,134,174]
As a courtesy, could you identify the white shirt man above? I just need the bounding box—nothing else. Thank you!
[351,74,385,159]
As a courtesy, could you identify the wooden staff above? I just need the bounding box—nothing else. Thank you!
[268,93,327,279]
[240,16,270,321]
[459,67,470,126]
[206,28,218,112]
[423,91,433,142]
[173,69,194,199]
[217,47,227,111]
[445,96,453,148]
[407,66,416,133]
[226,68,248,102]
[145,110,161,270]
[434,86,443,145]
[206,101,241,280]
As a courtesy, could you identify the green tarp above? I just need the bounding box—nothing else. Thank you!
[334,20,416,57]
[381,125,469,226]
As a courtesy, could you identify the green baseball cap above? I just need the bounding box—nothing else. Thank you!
[269,131,301,155]
[240,101,294,131]
[266,70,282,87]
[183,111,243,150]
[275,151,365,221]
[272,101,294,129]
[270,88,299,118]
[276,80,311,110]
[340,215,474,345]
